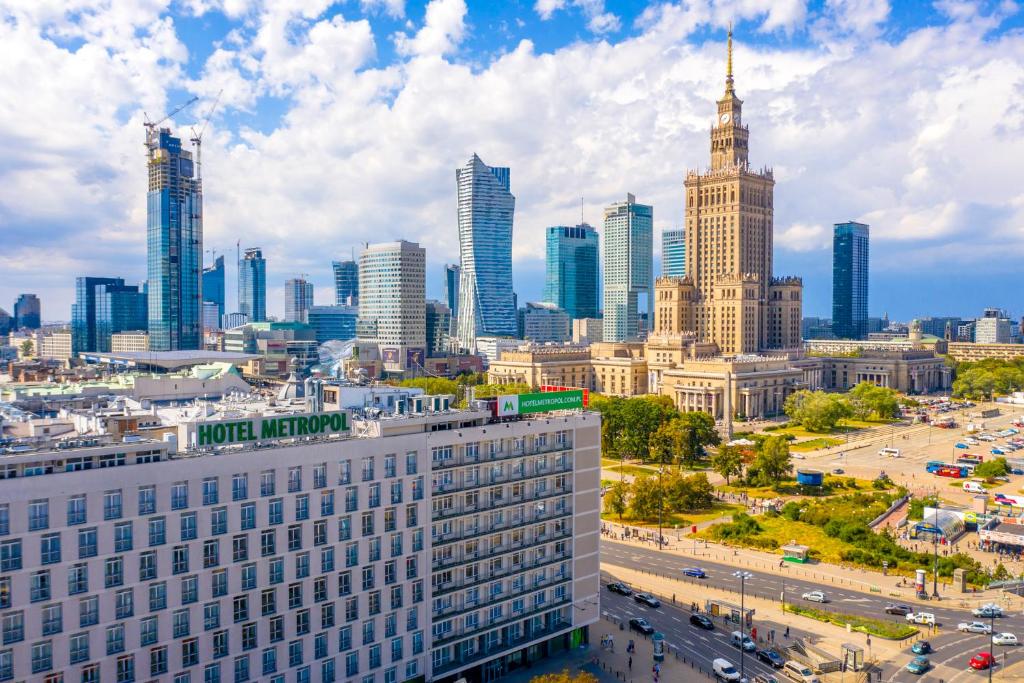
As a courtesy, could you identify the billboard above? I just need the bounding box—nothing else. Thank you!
[406,348,425,369]
[182,411,350,448]
[382,348,399,364]
[496,390,585,417]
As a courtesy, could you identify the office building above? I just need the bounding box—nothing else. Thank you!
[222,312,249,329]
[223,321,319,377]
[332,260,358,306]
[425,301,452,356]
[801,316,834,340]
[444,264,460,336]
[285,278,315,324]
[146,129,202,351]
[832,221,869,340]
[357,241,427,374]
[544,224,599,320]
[72,278,148,354]
[660,228,685,278]
[110,330,150,353]
[238,248,267,322]
[13,293,41,330]
[572,318,603,345]
[307,305,358,344]
[975,309,1018,344]
[72,277,124,353]
[0,308,11,335]
[202,255,226,321]
[455,155,517,351]
[602,194,653,342]
[518,302,571,343]
[202,301,221,332]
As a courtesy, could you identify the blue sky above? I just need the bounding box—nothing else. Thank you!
[1,0,1023,323]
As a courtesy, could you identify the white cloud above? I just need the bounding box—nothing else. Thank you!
[393,0,467,58]
[359,0,405,18]
[776,222,830,251]
[534,0,620,33]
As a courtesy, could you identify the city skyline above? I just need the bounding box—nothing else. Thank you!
[2,2,1023,322]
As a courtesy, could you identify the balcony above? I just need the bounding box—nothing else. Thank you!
[430,597,573,650]
[431,481,573,524]
[431,523,573,572]
[432,441,573,472]
[431,566,572,619]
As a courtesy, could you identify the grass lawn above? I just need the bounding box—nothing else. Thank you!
[948,480,997,489]
[783,604,917,640]
[696,515,851,561]
[790,437,843,452]
[603,501,744,529]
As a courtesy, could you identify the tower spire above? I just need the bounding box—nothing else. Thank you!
[725,23,734,95]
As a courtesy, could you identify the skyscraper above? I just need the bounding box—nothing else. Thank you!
[661,228,686,278]
[332,259,358,306]
[146,128,202,350]
[13,293,41,330]
[425,300,452,356]
[832,221,869,340]
[72,277,146,353]
[284,277,314,323]
[202,255,225,320]
[602,194,653,342]
[72,277,122,353]
[456,154,517,351]
[444,263,460,335]
[238,247,266,322]
[307,304,357,344]
[357,240,426,372]
[544,223,599,320]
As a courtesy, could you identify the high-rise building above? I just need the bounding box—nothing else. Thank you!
[456,154,517,351]
[357,240,427,373]
[519,301,571,343]
[0,308,11,335]
[146,128,202,350]
[284,277,314,323]
[13,293,41,330]
[425,300,452,356]
[202,254,225,320]
[975,309,1017,344]
[332,259,358,306]
[602,194,653,342]
[202,301,221,331]
[832,221,870,340]
[307,304,358,344]
[222,311,249,329]
[661,228,686,278]
[444,263,460,335]
[238,247,266,322]
[545,223,599,320]
[72,278,147,354]
[71,277,123,353]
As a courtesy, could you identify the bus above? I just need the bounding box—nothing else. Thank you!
[958,454,985,465]
[936,465,967,478]
[926,460,948,473]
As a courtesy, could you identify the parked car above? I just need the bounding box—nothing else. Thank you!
[607,582,632,596]
[781,661,820,683]
[993,632,1019,646]
[682,567,707,578]
[801,590,828,603]
[712,658,741,681]
[906,613,936,626]
[629,617,654,635]
[831,468,844,474]
[958,621,993,634]
[885,604,912,616]
[689,614,714,630]
[955,442,968,448]
[634,593,660,608]
[757,649,785,668]
[911,641,932,655]
[972,604,1003,618]
[970,652,995,670]
[906,656,930,675]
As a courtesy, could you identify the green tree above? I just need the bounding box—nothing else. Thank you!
[974,457,1009,481]
[471,382,532,398]
[399,377,460,396]
[619,396,677,461]
[650,412,720,469]
[747,435,793,487]
[784,390,852,432]
[627,475,662,520]
[710,444,744,484]
[848,382,901,420]
[604,481,629,520]
[663,471,715,511]
[590,395,626,458]
[18,339,33,358]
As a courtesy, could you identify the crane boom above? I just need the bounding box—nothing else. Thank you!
[191,89,224,181]
[143,96,199,152]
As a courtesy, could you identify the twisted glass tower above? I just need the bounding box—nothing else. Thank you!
[455,154,517,351]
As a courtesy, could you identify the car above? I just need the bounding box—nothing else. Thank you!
[792,453,805,459]
[906,613,936,625]
[801,591,827,603]
[689,614,714,630]
[629,617,654,635]
[831,468,844,474]
[973,604,1004,618]
[634,593,660,608]
[885,603,912,616]
[730,631,756,652]
[606,582,632,596]
[955,442,968,448]
[911,640,932,655]
[970,652,995,670]
[712,658,741,681]
[905,656,930,675]
[1013,468,1024,476]
[992,448,1006,455]
[959,621,992,634]
[756,649,785,668]
[682,567,706,578]
[993,632,1019,646]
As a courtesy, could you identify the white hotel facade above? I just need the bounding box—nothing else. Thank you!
[0,399,600,683]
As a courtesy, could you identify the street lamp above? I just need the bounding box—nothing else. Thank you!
[734,570,753,681]
[657,464,665,549]
[989,612,995,683]
[931,487,940,599]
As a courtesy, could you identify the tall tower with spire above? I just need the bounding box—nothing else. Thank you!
[674,27,802,354]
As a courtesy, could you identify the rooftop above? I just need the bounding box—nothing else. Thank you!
[79,349,261,370]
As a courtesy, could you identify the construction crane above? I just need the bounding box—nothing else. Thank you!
[143,96,199,152]
[191,89,223,182]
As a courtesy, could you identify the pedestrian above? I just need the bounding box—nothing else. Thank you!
[628,656,632,670]
[785,626,790,638]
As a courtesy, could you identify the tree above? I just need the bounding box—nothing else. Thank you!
[399,377,460,396]
[471,382,532,399]
[784,390,852,432]
[530,671,598,683]
[747,435,793,487]
[664,471,715,511]
[848,382,901,420]
[710,444,744,484]
[18,339,33,358]
[975,457,1009,481]
[627,475,662,520]
[604,481,629,520]
[650,411,720,469]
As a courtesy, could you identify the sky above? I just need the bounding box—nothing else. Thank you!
[1,0,1023,324]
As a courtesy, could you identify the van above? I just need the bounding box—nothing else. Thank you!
[963,481,985,494]
[879,447,901,458]
[783,661,820,682]
[730,630,756,651]
[712,657,741,681]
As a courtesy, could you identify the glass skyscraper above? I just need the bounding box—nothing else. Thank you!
[202,254,225,320]
[284,277,314,323]
[238,247,267,322]
[544,223,599,320]
[72,277,121,353]
[146,128,202,350]
[456,154,517,351]
[832,221,870,340]
[13,293,41,330]
[332,259,358,305]
[661,228,686,278]
[444,263,460,335]
[72,277,146,353]
[602,194,653,342]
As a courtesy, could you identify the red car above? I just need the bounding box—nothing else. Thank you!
[970,652,994,670]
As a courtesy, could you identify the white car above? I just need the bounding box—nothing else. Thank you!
[906,612,936,625]
[802,591,827,603]
[993,632,1019,646]
[958,621,993,634]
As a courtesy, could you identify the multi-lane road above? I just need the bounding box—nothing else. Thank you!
[602,539,1024,681]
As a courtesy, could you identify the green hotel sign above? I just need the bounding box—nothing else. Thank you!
[193,411,350,447]
[497,390,584,417]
